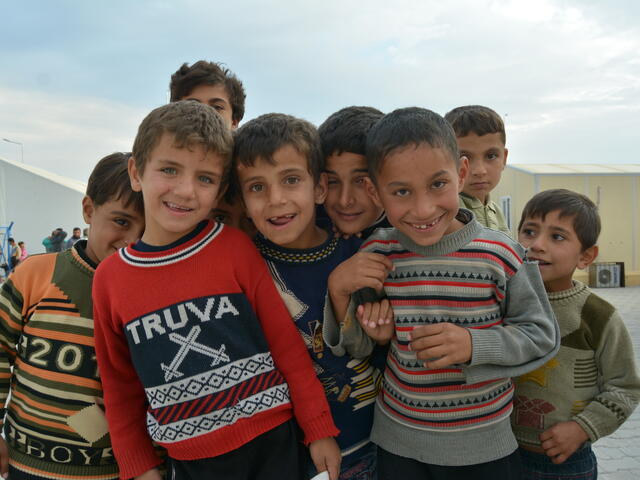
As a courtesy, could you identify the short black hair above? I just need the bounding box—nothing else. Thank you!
[233,113,323,183]
[170,61,246,124]
[518,189,601,250]
[87,152,144,214]
[318,106,383,159]
[366,107,459,182]
[444,105,506,145]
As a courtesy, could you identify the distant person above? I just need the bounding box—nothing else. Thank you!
[7,238,20,271]
[0,152,145,480]
[445,105,511,236]
[513,189,640,479]
[65,227,82,248]
[81,227,89,240]
[170,60,254,235]
[18,241,27,261]
[43,228,67,253]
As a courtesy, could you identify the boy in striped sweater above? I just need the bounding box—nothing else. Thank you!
[325,107,560,479]
[0,152,145,480]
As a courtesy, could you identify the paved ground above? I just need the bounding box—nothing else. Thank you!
[589,286,640,479]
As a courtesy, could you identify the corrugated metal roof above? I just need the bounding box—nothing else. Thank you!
[0,156,87,193]
[509,164,640,175]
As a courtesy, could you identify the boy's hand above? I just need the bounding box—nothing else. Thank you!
[0,436,8,479]
[134,468,163,480]
[328,252,393,299]
[357,300,394,344]
[540,421,589,464]
[408,323,472,368]
[309,436,341,480]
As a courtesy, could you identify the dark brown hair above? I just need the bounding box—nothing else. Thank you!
[518,189,601,250]
[87,152,144,214]
[444,105,506,145]
[170,61,246,124]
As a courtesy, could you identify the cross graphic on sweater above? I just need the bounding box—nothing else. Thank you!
[160,325,230,381]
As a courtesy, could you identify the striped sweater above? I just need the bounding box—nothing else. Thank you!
[0,242,120,480]
[326,210,559,466]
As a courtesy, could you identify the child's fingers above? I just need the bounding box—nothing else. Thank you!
[379,299,394,325]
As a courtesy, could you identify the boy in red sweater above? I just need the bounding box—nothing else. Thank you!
[92,101,340,480]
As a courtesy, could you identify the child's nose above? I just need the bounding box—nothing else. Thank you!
[268,185,286,205]
[175,177,196,199]
[338,185,354,207]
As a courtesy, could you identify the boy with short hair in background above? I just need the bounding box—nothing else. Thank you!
[327,107,559,479]
[0,152,145,480]
[234,113,387,479]
[318,106,387,239]
[513,188,640,479]
[92,101,340,480]
[445,105,511,235]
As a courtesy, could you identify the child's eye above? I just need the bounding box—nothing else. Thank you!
[248,183,264,193]
[552,234,565,241]
[487,153,499,161]
[114,218,129,227]
[199,175,214,184]
[161,167,177,175]
[213,105,225,112]
[354,176,367,186]
[521,228,536,237]
[432,180,447,189]
[393,188,410,197]
[283,176,300,185]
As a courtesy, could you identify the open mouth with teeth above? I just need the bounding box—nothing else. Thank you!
[268,213,296,226]
[408,214,442,232]
[165,201,193,213]
[528,257,551,265]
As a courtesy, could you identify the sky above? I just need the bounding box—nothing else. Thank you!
[1,0,639,183]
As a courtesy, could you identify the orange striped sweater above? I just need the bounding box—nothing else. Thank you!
[0,242,119,480]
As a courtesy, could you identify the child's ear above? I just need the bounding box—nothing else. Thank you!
[82,196,95,225]
[314,172,328,205]
[577,245,598,270]
[457,156,469,192]
[364,177,383,208]
[503,148,509,168]
[128,156,143,192]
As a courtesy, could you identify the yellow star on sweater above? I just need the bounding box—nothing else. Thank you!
[517,358,559,387]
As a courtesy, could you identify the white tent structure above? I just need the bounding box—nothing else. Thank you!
[0,156,86,255]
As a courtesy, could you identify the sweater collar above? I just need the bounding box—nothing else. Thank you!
[546,280,589,305]
[119,220,223,267]
[254,229,339,265]
[393,208,481,257]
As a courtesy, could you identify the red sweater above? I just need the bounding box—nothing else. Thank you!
[93,221,338,478]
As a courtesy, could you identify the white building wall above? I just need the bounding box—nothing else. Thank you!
[0,157,86,255]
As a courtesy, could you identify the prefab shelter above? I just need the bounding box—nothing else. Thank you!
[492,164,640,286]
[0,156,86,256]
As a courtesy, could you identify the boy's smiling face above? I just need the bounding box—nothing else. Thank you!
[237,144,328,249]
[324,152,384,235]
[518,210,597,292]
[83,196,144,263]
[129,133,226,246]
[457,132,507,204]
[367,143,467,247]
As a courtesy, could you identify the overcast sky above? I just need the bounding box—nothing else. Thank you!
[1,0,639,183]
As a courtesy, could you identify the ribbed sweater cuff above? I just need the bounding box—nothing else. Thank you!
[117,443,163,479]
[301,411,340,445]
[469,328,504,365]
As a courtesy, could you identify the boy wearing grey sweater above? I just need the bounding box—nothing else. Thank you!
[513,189,640,479]
[324,108,559,479]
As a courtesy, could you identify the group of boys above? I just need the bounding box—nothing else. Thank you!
[0,59,637,480]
